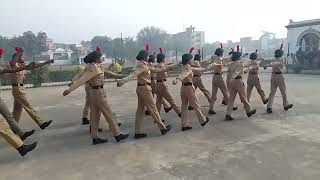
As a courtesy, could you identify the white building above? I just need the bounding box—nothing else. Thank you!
[172,26,205,49]
[286,19,320,60]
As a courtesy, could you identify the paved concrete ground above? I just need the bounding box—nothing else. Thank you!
[0,73,320,180]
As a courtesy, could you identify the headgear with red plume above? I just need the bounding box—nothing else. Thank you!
[215,43,224,57]
[12,47,24,60]
[84,47,102,64]
[156,48,166,63]
[250,49,258,60]
[182,47,194,65]
[231,45,242,61]
[194,48,201,61]
[274,43,284,58]
[136,43,150,61]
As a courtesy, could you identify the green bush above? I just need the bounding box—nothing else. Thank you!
[26,66,50,87]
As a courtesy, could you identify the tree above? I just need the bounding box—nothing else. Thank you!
[136,26,169,52]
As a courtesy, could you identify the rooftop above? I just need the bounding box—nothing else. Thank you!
[286,18,320,29]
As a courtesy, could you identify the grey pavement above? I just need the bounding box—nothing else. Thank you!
[0,73,320,180]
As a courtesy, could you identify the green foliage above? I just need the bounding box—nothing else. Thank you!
[26,66,50,87]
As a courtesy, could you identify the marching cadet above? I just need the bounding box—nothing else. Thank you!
[0,50,36,140]
[117,44,176,139]
[188,48,211,110]
[10,48,53,130]
[172,48,210,131]
[154,48,181,117]
[63,49,128,145]
[70,46,117,130]
[145,53,172,116]
[0,50,37,156]
[246,50,268,104]
[207,44,232,114]
[265,44,293,113]
[225,45,257,121]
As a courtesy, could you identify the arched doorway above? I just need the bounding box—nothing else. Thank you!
[297,29,320,53]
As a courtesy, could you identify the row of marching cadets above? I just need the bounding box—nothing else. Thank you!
[62,42,293,145]
[0,47,54,156]
[0,40,294,155]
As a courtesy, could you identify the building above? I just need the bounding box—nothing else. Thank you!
[172,26,205,50]
[286,19,320,65]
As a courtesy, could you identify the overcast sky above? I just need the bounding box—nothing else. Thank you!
[0,0,319,44]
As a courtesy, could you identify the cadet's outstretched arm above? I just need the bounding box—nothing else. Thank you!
[0,62,35,75]
[32,59,54,69]
[63,68,103,96]
[104,70,126,79]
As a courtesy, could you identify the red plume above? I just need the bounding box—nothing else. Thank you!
[255,49,258,53]
[96,46,101,52]
[15,47,23,52]
[145,43,149,51]
[236,45,240,52]
[197,48,201,54]
[220,43,223,48]
[280,43,283,50]
[153,51,157,56]
[189,47,194,54]
[159,48,163,54]
[231,48,234,52]
[0,48,3,58]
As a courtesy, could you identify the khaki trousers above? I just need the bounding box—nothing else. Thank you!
[209,75,228,110]
[12,86,43,126]
[0,120,23,149]
[193,76,211,102]
[88,87,120,138]
[247,74,266,102]
[136,85,166,133]
[227,79,251,115]
[155,82,181,114]
[83,85,90,118]
[267,74,289,108]
[180,85,206,127]
[0,97,24,136]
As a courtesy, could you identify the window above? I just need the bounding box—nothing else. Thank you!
[53,53,69,60]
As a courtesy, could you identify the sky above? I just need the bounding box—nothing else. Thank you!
[0,0,319,44]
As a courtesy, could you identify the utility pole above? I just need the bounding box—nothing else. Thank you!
[121,33,124,61]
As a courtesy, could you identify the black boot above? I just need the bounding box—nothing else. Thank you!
[161,125,172,135]
[201,117,210,126]
[115,134,129,142]
[92,138,108,145]
[208,110,216,115]
[222,100,227,106]
[182,126,192,131]
[17,142,37,156]
[144,110,151,116]
[20,129,36,141]
[178,113,182,117]
[263,99,268,105]
[134,133,147,139]
[188,106,194,110]
[266,108,272,114]
[40,120,53,130]
[82,117,90,125]
[118,122,122,127]
[233,107,238,111]
[225,115,234,121]
[284,104,293,111]
[247,109,257,117]
[164,106,173,113]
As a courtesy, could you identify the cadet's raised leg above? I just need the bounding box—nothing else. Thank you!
[247,84,254,102]
[267,76,278,109]
[278,77,289,107]
[12,87,44,126]
[0,120,23,149]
